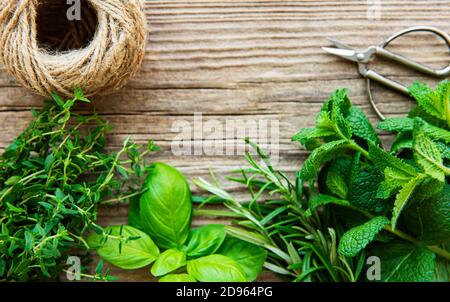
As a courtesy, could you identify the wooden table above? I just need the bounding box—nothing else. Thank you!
[1,0,449,281]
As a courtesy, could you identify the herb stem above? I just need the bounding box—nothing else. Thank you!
[100,190,146,205]
[348,140,369,158]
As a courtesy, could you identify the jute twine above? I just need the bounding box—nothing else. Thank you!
[0,0,146,97]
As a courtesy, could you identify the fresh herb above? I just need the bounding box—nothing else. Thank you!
[194,143,364,282]
[0,89,156,281]
[88,163,267,282]
[195,80,450,282]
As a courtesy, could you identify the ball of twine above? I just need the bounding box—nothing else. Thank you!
[0,0,146,97]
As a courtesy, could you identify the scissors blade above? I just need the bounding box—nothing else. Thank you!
[327,38,355,51]
[322,47,359,62]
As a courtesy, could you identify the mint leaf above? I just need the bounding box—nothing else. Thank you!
[413,130,449,182]
[333,106,352,139]
[402,184,450,245]
[378,117,413,132]
[326,171,348,199]
[376,166,416,199]
[391,175,424,228]
[409,80,450,127]
[348,167,393,214]
[391,132,413,153]
[346,107,380,144]
[368,141,417,177]
[305,194,351,217]
[338,216,389,257]
[378,117,450,143]
[291,128,335,147]
[374,241,436,282]
[299,140,350,181]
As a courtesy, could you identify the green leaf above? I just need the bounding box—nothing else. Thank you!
[413,130,448,182]
[338,216,389,257]
[368,141,417,177]
[402,184,450,245]
[151,249,186,277]
[74,85,91,103]
[346,106,380,144]
[5,176,21,186]
[434,247,450,281]
[324,88,352,115]
[217,237,267,282]
[51,92,64,107]
[374,241,436,282]
[378,117,414,132]
[159,273,196,282]
[6,202,25,213]
[422,122,450,143]
[348,167,393,214]
[187,254,247,282]
[140,163,192,249]
[87,225,159,270]
[185,224,226,258]
[333,107,352,139]
[436,142,450,159]
[391,175,424,228]
[326,171,348,199]
[305,194,351,217]
[299,140,350,181]
[409,80,449,127]
[376,166,416,199]
[0,259,5,277]
[128,196,143,230]
[379,117,450,143]
[391,132,413,153]
[24,230,34,252]
[291,128,335,146]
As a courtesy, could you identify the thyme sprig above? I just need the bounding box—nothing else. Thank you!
[0,89,157,281]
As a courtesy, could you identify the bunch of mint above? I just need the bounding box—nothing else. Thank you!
[293,80,450,282]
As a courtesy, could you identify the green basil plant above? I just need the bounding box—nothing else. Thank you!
[87,163,267,282]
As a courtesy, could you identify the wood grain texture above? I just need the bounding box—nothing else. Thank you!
[1,0,450,281]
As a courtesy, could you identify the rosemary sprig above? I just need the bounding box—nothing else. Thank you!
[193,140,364,282]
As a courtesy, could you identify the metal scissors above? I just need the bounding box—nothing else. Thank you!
[322,26,450,120]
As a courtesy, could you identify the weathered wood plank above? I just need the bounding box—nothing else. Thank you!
[1,0,449,281]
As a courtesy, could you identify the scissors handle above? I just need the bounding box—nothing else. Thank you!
[363,26,450,103]
[376,46,450,77]
[364,69,409,95]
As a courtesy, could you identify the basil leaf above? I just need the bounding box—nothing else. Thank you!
[187,254,247,282]
[159,273,196,282]
[217,237,267,281]
[87,225,159,270]
[185,224,226,258]
[128,196,143,230]
[151,249,186,277]
[140,163,192,249]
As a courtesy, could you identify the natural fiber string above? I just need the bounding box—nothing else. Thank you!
[0,0,146,97]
